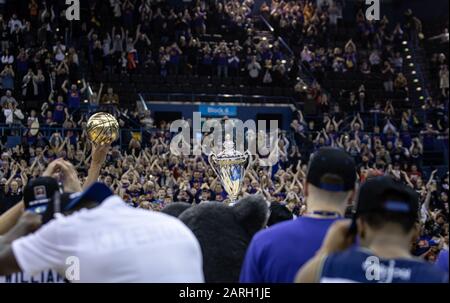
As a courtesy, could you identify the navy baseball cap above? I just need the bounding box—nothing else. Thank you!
[355,176,419,217]
[306,147,357,192]
[62,182,114,211]
[347,176,419,236]
[24,178,113,214]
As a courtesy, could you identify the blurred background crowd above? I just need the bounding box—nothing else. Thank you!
[0,0,448,263]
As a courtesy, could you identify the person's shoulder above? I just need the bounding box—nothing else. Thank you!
[252,218,300,244]
[412,259,449,283]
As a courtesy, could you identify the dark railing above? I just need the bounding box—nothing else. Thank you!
[139,92,295,104]
[2,124,447,146]
[408,40,430,107]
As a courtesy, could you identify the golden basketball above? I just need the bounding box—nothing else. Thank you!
[86,112,119,145]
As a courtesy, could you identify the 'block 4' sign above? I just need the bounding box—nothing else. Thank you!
[66,0,80,21]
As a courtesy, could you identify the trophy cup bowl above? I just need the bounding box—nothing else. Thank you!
[208,135,251,203]
[86,112,119,145]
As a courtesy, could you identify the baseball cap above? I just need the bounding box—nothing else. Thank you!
[355,176,419,217]
[24,178,113,217]
[23,177,61,214]
[306,147,356,192]
[62,182,113,211]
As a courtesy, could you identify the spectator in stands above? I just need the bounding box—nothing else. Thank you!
[439,64,449,97]
[394,72,409,99]
[0,64,14,92]
[3,100,24,126]
[392,52,404,72]
[381,62,395,94]
[61,79,87,113]
[247,55,261,85]
[0,89,16,107]
[0,48,13,67]
[101,87,120,106]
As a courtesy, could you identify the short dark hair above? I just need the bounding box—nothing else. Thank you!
[360,191,417,233]
[360,212,416,233]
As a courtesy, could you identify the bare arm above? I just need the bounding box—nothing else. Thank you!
[95,84,103,104]
[83,144,110,190]
[80,79,87,93]
[0,212,42,275]
[4,166,17,194]
[426,170,438,188]
[61,79,68,94]
[295,254,324,283]
[401,171,414,188]
[0,202,25,235]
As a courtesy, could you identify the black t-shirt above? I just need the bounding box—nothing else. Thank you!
[391,147,407,164]
[0,26,9,41]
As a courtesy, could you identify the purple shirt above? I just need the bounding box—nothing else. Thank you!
[240,216,338,283]
[67,90,81,109]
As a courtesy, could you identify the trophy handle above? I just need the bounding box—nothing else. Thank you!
[208,153,220,177]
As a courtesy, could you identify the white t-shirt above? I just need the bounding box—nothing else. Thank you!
[12,196,204,283]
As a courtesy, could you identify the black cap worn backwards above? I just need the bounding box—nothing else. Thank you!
[355,176,419,218]
[23,177,61,214]
[306,147,357,192]
[24,178,113,217]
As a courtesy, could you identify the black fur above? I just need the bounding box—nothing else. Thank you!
[160,202,192,218]
[177,195,268,282]
[267,202,294,227]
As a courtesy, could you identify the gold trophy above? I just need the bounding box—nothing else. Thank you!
[86,112,119,145]
[208,135,252,204]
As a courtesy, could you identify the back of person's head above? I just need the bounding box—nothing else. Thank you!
[355,176,419,241]
[359,191,417,234]
[305,147,357,207]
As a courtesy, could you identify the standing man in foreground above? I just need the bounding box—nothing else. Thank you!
[296,176,448,283]
[240,147,357,283]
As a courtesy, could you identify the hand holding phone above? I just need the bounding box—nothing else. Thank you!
[318,220,356,255]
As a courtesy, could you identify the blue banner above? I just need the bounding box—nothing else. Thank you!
[199,105,237,117]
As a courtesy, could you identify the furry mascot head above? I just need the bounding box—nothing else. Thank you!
[161,202,191,218]
[161,195,268,283]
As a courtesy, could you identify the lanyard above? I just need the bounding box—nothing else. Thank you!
[307,210,342,218]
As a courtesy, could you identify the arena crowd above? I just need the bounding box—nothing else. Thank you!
[0,0,448,277]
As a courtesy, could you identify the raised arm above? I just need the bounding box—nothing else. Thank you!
[357,113,365,130]
[426,169,438,189]
[401,171,414,188]
[83,144,110,190]
[61,79,68,94]
[96,83,104,104]
[80,79,87,94]
[4,164,18,194]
